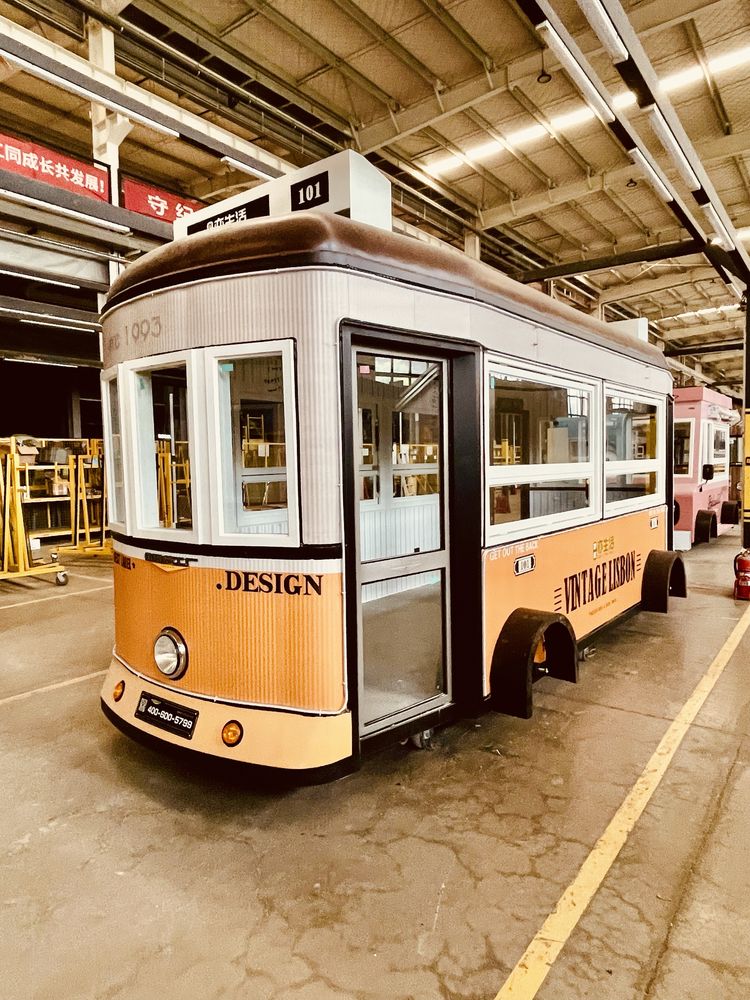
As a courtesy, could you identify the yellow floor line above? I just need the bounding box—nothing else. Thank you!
[0,669,108,708]
[64,571,113,584]
[494,603,750,1000]
[0,583,112,611]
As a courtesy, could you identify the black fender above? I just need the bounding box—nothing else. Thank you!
[695,509,718,544]
[673,499,681,526]
[641,550,687,613]
[721,500,740,525]
[490,608,577,720]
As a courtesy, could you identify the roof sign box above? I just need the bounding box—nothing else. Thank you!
[173,149,392,239]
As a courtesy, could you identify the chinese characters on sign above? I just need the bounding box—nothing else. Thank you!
[186,194,270,235]
[0,131,110,202]
[121,177,204,224]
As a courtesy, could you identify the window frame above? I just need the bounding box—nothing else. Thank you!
[204,339,300,547]
[121,348,206,544]
[708,420,730,479]
[484,356,602,544]
[603,383,665,517]
[672,417,694,479]
[101,364,130,533]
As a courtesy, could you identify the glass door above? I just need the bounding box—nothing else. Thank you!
[352,347,451,735]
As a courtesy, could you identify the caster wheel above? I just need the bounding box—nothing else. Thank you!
[50,551,59,563]
[55,571,68,586]
[409,728,434,750]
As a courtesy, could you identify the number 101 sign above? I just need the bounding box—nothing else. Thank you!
[174,149,392,238]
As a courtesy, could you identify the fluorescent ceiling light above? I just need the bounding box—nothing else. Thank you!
[709,44,750,74]
[576,0,629,62]
[0,267,80,288]
[19,318,98,330]
[703,202,735,249]
[628,147,674,202]
[552,106,596,129]
[0,189,131,233]
[672,303,740,319]
[423,40,750,177]
[538,21,615,124]
[220,155,277,180]
[0,49,180,137]
[0,303,100,327]
[5,357,78,367]
[648,108,701,191]
[612,91,637,109]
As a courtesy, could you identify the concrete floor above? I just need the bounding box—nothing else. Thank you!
[2,533,750,1000]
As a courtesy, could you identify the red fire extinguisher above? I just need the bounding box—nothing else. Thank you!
[734,550,750,600]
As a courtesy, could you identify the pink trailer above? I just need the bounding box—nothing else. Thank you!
[673,386,739,549]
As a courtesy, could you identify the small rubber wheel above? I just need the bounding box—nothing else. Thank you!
[55,571,68,586]
[409,729,434,750]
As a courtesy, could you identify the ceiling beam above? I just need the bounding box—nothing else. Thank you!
[244,0,398,110]
[597,267,717,305]
[482,165,640,230]
[129,0,353,133]
[660,318,744,341]
[328,0,444,91]
[355,0,723,153]
[0,13,289,177]
[665,340,742,357]
[594,0,750,282]
[418,0,494,73]
[520,239,702,282]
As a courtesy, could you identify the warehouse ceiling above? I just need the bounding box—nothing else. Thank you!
[0,0,749,391]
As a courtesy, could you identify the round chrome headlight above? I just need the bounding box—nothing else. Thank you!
[153,627,188,679]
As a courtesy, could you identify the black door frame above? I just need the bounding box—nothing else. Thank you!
[340,321,485,760]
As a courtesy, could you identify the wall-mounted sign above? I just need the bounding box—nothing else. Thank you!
[0,131,109,202]
[121,177,204,224]
[174,149,392,239]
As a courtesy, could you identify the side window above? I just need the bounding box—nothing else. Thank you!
[133,361,193,531]
[208,342,299,544]
[605,390,663,511]
[486,363,598,539]
[673,420,692,476]
[103,373,126,526]
[711,423,729,475]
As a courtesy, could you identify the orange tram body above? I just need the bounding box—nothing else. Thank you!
[99,213,686,781]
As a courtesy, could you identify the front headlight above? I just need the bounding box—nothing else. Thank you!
[153,627,188,679]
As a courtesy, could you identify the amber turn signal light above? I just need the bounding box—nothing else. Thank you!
[113,680,125,702]
[221,720,243,747]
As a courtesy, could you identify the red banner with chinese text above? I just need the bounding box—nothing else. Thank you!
[0,132,110,201]
[121,177,203,223]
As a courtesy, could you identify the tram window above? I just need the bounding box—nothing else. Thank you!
[606,471,658,502]
[606,396,657,461]
[104,375,125,525]
[134,363,192,530]
[488,372,590,466]
[393,411,440,465]
[489,480,590,525]
[216,353,290,535]
[674,420,692,475]
[359,407,379,503]
[711,424,728,474]
[356,352,443,560]
[603,388,663,514]
[393,472,440,497]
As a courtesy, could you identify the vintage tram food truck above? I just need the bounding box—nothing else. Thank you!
[99,211,686,780]
[672,386,739,549]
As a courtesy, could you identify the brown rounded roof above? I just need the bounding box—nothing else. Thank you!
[106,211,667,370]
